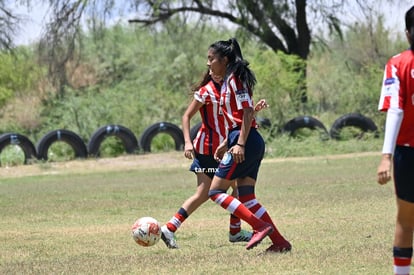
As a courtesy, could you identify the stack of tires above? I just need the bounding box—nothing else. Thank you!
[0,113,379,166]
[281,113,378,140]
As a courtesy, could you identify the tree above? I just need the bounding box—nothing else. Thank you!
[3,0,407,101]
[127,0,401,106]
[130,0,316,104]
[0,1,23,50]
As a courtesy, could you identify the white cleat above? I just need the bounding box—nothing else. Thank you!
[229,229,253,243]
[161,225,179,249]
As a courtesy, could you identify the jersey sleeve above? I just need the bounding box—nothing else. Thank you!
[194,87,207,104]
[228,76,253,110]
[378,60,402,112]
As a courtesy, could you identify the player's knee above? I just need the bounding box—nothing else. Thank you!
[208,189,225,199]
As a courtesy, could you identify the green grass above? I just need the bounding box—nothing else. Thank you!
[0,150,396,274]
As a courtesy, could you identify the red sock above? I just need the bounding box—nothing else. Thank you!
[394,257,411,275]
[229,214,241,235]
[210,192,267,230]
[239,193,287,244]
[394,247,412,275]
[166,208,188,232]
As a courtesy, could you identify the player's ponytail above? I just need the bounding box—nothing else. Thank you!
[227,38,257,89]
[229,38,243,61]
[209,38,257,88]
[405,6,414,50]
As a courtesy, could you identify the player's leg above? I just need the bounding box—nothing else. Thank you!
[209,129,272,249]
[209,175,273,250]
[161,172,211,249]
[393,199,414,275]
[392,146,414,274]
[237,177,291,253]
[228,182,252,242]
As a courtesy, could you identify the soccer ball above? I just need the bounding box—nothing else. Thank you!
[131,217,161,247]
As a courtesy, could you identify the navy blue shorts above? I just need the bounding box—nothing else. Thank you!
[189,153,219,179]
[214,128,264,180]
[393,145,414,203]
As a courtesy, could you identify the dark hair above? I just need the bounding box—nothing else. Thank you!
[192,69,212,92]
[405,5,414,50]
[209,38,257,88]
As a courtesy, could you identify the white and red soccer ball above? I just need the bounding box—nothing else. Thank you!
[131,217,161,247]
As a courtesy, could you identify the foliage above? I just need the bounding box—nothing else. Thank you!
[306,17,407,130]
[0,145,26,166]
[252,50,309,131]
[37,22,235,145]
[0,47,43,107]
[0,47,46,134]
[0,11,409,158]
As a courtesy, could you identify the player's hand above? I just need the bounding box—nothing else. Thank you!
[184,141,194,159]
[254,99,269,113]
[377,154,392,185]
[214,141,228,161]
[229,144,245,163]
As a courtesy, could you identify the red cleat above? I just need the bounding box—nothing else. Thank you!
[246,224,274,250]
[265,240,292,253]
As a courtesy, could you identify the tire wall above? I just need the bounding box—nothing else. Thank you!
[88,125,139,157]
[0,114,379,165]
[139,122,184,153]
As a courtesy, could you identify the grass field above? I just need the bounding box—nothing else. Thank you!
[0,151,396,274]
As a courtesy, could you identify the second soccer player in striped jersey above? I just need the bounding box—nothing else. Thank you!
[160,68,268,249]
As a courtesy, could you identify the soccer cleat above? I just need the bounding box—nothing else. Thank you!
[160,225,179,249]
[229,229,253,243]
[265,240,292,253]
[246,224,274,250]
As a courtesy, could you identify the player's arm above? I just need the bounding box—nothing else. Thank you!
[377,108,403,185]
[182,99,203,159]
[238,107,254,146]
[214,138,228,161]
[229,106,254,163]
[228,81,256,163]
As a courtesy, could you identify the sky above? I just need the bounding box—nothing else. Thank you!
[12,1,414,46]
[13,2,50,45]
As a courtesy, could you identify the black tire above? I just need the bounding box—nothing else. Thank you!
[282,116,329,139]
[190,122,202,142]
[329,113,379,140]
[189,118,271,141]
[256,117,272,129]
[88,125,139,157]
[140,122,184,152]
[0,133,37,164]
[36,129,88,161]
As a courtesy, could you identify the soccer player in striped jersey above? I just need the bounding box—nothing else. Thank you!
[160,69,267,249]
[207,38,291,252]
[377,5,414,275]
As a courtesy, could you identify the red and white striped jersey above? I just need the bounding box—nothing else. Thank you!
[378,49,414,147]
[192,80,227,155]
[220,73,257,130]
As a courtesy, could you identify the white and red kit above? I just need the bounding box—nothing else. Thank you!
[192,80,227,155]
[378,49,414,151]
[219,73,257,130]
